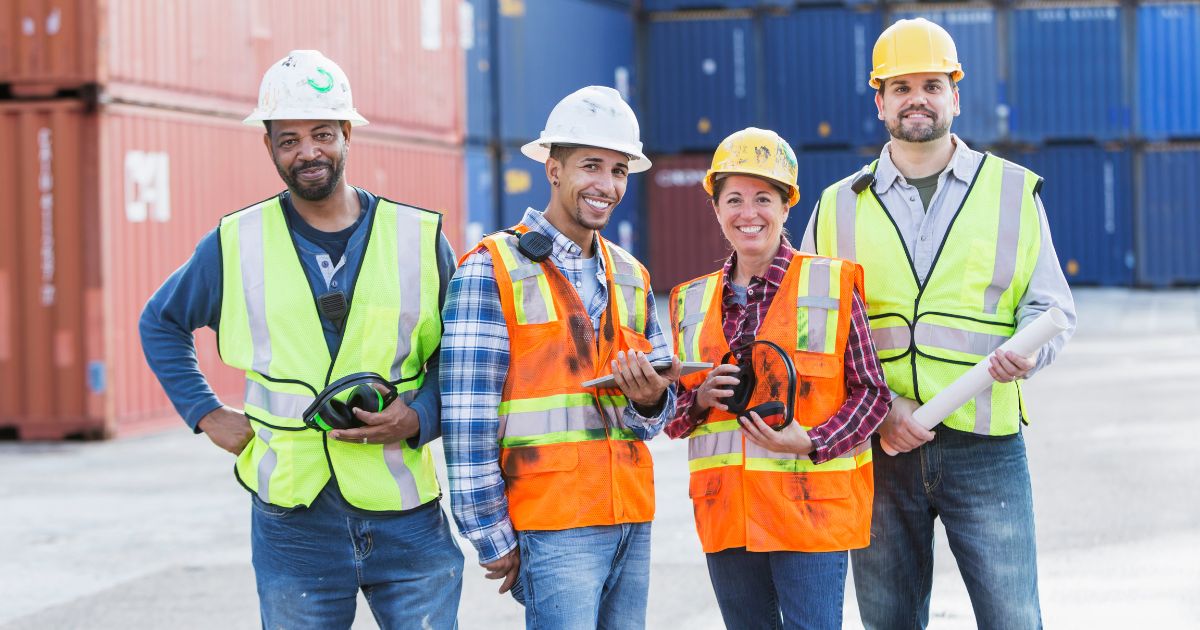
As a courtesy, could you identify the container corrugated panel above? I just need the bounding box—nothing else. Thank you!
[463,0,495,143]
[1136,3,1200,141]
[763,8,884,149]
[643,0,790,9]
[1006,145,1134,286]
[646,13,760,153]
[465,144,499,249]
[787,149,875,240]
[888,5,1003,145]
[1,0,463,144]
[1009,3,1130,143]
[498,146,644,259]
[496,0,635,145]
[1137,144,1200,286]
[645,154,732,292]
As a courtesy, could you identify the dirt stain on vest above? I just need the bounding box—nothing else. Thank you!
[566,313,593,374]
[798,381,812,399]
[501,446,541,480]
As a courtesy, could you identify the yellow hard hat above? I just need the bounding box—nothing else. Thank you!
[869,18,964,90]
[703,127,800,208]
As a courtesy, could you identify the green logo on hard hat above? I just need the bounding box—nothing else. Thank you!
[307,68,334,93]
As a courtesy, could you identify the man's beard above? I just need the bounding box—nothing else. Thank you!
[886,107,951,143]
[275,149,346,201]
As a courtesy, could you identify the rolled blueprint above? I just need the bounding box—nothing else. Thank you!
[881,307,1069,456]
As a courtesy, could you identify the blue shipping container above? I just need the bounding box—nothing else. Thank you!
[1137,3,1200,140]
[646,13,760,153]
[1137,145,1200,286]
[763,8,885,149]
[786,149,874,240]
[1009,4,1130,143]
[1008,145,1135,286]
[496,0,635,145]
[464,144,499,248]
[888,5,1002,145]
[463,0,495,143]
[499,147,644,259]
[643,0,790,9]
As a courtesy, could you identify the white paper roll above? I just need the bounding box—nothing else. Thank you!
[882,307,1069,456]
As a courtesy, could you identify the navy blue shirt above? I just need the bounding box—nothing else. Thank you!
[139,187,456,448]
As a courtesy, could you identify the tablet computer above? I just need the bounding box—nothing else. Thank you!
[581,361,713,388]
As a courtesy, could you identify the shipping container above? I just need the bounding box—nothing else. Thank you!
[646,12,760,153]
[463,0,496,143]
[498,146,644,259]
[1136,2,1200,141]
[1136,144,1200,286]
[0,100,464,440]
[789,148,876,239]
[645,154,732,292]
[0,0,463,144]
[887,5,1003,145]
[465,143,500,248]
[495,0,635,145]
[1008,3,1130,143]
[762,7,884,149]
[1005,145,1134,286]
[643,0,791,9]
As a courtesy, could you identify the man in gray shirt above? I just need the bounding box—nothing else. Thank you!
[802,18,1076,630]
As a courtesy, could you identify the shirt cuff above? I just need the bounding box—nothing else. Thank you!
[187,399,225,433]
[406,397,440,449]
[472,520,519,565]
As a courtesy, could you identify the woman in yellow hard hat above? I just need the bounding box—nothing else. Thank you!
[665,127,890,629]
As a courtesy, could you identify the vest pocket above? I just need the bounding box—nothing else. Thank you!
[782,472,850,501]
[688,471,722,498]
[501,443,579,476]
[792,351,841,378]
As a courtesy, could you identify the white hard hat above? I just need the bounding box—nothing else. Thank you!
[521,86,651,173]
[243,50,369,126]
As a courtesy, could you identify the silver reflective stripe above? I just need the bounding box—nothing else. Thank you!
[807,260,831,353]
[871,326,912,352]
[914,322,1008,357]
[746,435,870,460]
[797,296,841,310]
[974,386,992,435]
[680,312,706,328]
[520,275,551,323]
[392,207,422,380]
[508,263,543,282]
[621,285,640,329]
[239,209,272,374]
[688,429,741,460]
[984,163,1027,314]
[256,428,276,503]
[382,443,421,509]
[500,405,607,438]
[835,182,858,260]
[244,380,313,418]
[613,273,643,287]
[681,281,709,361]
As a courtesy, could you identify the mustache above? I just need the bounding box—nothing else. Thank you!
[291,159,333,175]
[900,106,937,119]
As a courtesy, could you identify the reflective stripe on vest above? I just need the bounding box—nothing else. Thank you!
[796,257,845,354]
[686,419,873,473]
[815,155,1042,436]
[218,196,443,511]
[673,275,720,363]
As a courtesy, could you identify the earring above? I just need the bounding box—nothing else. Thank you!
[552,180,559,187]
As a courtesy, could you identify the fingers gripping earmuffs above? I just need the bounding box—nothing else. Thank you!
[720,339,797,431]
[302,372,398,432]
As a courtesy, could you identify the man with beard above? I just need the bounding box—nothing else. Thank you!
[441,86,677,629]
[139,50,463,628]
[802,19,1075,630]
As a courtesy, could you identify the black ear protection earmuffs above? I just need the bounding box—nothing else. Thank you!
[721,339,797,431]
[302,372,398,432]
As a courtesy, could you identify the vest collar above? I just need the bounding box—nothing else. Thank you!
[519,207,607,272]
[873,134,980,194]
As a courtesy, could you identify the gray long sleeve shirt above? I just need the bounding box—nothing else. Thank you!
[801,135,1077,380]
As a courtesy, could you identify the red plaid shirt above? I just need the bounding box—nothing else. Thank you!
[667,242,890,464]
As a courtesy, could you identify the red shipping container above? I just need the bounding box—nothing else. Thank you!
[0,100,464,439]
[0,0,463,144]
[646,154,733,293]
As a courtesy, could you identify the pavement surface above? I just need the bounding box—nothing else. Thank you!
[2,288,1198,629]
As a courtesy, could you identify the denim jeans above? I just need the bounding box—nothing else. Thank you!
[514,522,652,630]
[851,429,1041,630]
[250,485,464,629]
[706,547,848,630]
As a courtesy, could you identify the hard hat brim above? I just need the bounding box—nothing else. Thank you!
[521,137,652,173]
[242,109,370,127]
[869,66,965,90]
[704,171,800,208]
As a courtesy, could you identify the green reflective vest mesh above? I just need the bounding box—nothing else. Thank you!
[217,196,443,510]
[814,154,1043,436]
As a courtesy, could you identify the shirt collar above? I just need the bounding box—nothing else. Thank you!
[520,207,605,268]
[873,134,977,193]
[722,239,794,292]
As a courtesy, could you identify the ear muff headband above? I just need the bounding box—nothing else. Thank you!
[302,372,399,432]
[720,339,797,431]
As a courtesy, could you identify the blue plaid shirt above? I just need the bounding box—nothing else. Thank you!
[441,208,675,564]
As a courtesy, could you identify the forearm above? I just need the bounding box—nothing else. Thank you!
[622,289,677,439]
[664,386,706,439]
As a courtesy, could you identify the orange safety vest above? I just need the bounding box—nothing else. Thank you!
[475,225,656,531]
[669,251,874,553]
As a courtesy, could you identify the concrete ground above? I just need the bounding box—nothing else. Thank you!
[2,288,1198,629]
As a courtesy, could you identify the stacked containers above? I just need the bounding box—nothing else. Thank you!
[1136,145,1200,286]
[0,1,466,439]
[1136,2,1200,141]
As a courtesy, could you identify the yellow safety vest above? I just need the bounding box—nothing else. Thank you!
[814,154,1042,436]
[217,195,443,511]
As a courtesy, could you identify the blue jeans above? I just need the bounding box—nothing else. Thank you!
[250,485,464,629]
[707,547,848,630]
[514,522,652,630]
[851,430,1041,630]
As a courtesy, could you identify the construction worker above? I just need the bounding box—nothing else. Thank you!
[138,51,463,628]
[441,85,677,630]
[666,127,890,629]
[801,19,1077,629]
